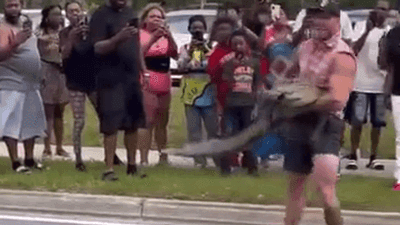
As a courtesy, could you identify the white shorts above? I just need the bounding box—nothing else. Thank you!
[0,90,47,140]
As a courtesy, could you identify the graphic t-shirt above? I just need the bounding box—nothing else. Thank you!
[179,42,214,106]
[222,52,259,107]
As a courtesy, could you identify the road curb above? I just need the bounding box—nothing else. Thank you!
[0,189,399,225]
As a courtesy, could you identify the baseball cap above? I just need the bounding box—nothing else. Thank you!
[303,0,340,17]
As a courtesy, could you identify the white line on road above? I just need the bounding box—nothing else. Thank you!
[0,214,136,225]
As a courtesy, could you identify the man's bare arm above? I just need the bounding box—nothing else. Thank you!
[0,28,31,61]
[0,37,14,62]
[384,64,394,95]
[313,53,356,111]
[352,30,370,56]
[94,25,138,55]
[94,35,121,55]
[352,20,374,56]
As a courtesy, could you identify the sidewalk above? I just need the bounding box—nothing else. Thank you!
[0,142,395,179]
[0,189,398,225]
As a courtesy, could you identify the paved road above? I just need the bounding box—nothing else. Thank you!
[0,209,399,225]
[0,211,193,225]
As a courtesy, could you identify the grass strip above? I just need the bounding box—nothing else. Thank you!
[0,157,398,212]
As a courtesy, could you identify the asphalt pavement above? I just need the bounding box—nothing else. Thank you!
[0,210,192,225]
[0,190,399,225]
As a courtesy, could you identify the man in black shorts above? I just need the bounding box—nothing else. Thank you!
[279,3,357,224]
[89,0,146,181]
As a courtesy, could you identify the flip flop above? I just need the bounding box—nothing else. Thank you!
[102,171,118,181]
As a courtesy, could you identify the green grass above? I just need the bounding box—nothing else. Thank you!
[341,113,396,159]
[0,157,398,212]
[62,88,187,149]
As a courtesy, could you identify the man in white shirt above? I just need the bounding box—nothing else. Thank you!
[345,0,391,171]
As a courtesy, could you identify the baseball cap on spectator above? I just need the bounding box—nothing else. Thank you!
[303,0,340,18]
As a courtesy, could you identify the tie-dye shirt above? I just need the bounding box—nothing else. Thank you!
[297,32,357,112]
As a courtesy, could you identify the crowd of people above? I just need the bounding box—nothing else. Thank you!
[1,0,400,224]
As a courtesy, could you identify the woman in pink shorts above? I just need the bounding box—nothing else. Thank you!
[139,4,178,165]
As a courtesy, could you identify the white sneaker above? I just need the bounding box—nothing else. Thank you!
[15,166,32,174]
[345,159,358,170]
[366,160,385,170]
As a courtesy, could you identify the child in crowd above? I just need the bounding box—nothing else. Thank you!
[219,29,263,175]
[207,16,237,173]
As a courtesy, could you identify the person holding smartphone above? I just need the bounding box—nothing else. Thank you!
[0,0,47,173]
[345,0,391,171]
[177,15,220,168]
[138,3,178,165]
[36,5,70,160]
[90,0,147,181]
[59,1,124,171]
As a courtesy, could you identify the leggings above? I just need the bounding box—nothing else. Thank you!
[69,90,97,163]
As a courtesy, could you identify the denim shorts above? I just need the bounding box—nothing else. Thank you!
[279,112,344,175]
[346,92,386,127]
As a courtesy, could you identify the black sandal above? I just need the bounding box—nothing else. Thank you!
[127,164,147,178]
[75,162,87,172]
[24,159,45,170]
[127,164,137,175]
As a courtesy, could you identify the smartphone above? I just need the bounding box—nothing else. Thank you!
[235,52,244,61]
[80,15,89,41]
[369,11,378,27]
[193,31,204,41]
[21,14,32,29]
[128,18,139,28]
[79,15,88,26]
